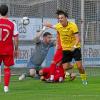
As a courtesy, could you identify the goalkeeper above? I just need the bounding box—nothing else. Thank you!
[19,27,55,80]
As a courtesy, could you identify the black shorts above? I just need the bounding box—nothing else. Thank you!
[62,48,82,64]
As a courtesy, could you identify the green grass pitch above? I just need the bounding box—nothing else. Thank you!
[0,76,100,100]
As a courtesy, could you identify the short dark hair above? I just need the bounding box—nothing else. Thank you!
[56,10,68,18]
[0,4,8,16]
[43,32,52,37]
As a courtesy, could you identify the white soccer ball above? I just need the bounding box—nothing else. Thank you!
[21,17,30,25]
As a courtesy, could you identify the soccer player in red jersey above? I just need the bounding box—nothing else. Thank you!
[48,32,73,82]
[39,66,65,82]
[49,32,63,81]
[0,5,19,92]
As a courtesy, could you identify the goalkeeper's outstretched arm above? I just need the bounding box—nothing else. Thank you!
[33,26,47,43]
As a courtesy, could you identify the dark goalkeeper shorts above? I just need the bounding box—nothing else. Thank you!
[62,48,82,64]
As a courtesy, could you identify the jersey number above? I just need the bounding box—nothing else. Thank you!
[0,28,10,41]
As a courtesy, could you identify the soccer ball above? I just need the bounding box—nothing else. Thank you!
[21,17,30,25]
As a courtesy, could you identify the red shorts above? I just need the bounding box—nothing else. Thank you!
[53,48,62,63]
[0,55,14,67]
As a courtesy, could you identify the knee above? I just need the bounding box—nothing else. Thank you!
[4,66,10,69]
[77,65,84,70]
[29,69,36,77]
[63,63,72,71]
[4,66,10,71]
[63,65,69,71]
[78,66,84,70]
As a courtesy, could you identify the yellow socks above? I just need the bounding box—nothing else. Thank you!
[80,74,87,81]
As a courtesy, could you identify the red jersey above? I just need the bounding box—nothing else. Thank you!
[0,18,18,55]
[56,32,62,50]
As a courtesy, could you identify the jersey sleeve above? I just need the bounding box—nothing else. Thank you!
[54,23,61,30]
[72,22,79,34]
[13,23,19,37]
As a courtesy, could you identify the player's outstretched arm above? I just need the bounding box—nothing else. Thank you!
[43,21,56,29]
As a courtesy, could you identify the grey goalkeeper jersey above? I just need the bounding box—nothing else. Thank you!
[28,40,54,66]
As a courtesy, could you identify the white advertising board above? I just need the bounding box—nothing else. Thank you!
[84,45,100,66]
[14,45,35,67]
[10,18,42,40]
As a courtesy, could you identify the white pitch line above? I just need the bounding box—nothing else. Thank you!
[0,91,100,97]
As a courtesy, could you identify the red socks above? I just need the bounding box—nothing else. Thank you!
[50,63,56,75]
[4,68,11,86]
